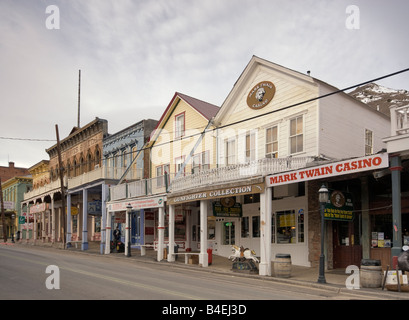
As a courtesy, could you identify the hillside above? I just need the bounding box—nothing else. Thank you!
[348,83,409,116]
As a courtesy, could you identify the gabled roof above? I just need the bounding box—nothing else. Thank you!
[148,92,219,146]
[176,92,220,120]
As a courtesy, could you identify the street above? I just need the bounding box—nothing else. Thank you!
[0,244,377,301]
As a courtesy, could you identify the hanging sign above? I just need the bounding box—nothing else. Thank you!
[324,190,354,221]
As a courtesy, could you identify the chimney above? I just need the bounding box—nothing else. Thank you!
[9,162,14,168]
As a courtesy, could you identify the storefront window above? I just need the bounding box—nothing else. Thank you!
[252,216,260,238]
[208,218,215,240]
[273,209,305,244]
[276,210,296,243]
[94,216,101,233]
[241,217,249,238]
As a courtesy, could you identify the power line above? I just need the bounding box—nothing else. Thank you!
[0,137,56,142]
[5,67,409,176]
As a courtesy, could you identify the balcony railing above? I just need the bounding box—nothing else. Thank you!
[390,105,409,136]
[170,157,315,193]
[108,157,315,201]
[23,179,63,201]
[68,166,143,190]
[109,174,172,201]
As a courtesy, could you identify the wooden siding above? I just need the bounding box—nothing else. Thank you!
[318,84,390,159]
[216,66,320,165]
[150,98,217,178]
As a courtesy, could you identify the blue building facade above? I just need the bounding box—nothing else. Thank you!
[103,119,157,247]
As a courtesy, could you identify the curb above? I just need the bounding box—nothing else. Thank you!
[4,241,409,300]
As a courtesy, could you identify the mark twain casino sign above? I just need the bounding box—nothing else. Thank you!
[266,154,388,187]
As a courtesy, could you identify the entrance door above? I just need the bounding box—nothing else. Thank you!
[333,220,362,268]
[222,221,236,246]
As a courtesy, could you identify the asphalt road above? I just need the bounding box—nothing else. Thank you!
[0,244,370,301]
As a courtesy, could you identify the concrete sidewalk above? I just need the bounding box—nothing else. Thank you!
[5,240,409,300]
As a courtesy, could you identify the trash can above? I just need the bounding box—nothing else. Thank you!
[274,254,291,278]
[207,248,213,265]
[360,259,382,288]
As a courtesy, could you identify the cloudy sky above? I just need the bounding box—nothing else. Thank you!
[1,0,408,168]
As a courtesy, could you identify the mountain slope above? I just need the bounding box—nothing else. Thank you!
[349,83,409,116]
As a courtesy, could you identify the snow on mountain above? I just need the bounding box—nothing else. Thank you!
[349,83,409,116]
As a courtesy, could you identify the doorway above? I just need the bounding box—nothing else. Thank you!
[333,219,362,268]
[222,220,236,246]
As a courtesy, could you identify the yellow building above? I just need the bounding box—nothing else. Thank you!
[148,92,219,186]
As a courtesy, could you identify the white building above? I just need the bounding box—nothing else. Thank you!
[169,56,390,272]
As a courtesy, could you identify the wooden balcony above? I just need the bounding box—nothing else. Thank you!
[109,174,172,201]
[170,157,315,193]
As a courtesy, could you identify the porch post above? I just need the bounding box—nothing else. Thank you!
[41,210,45,242]
[100,184,107,254]
[168,204,175,262]
[81,188,88,250]
[199,200,208,267]
[105,210,112,254]
[51,198,55,243]
[259,187,272,276]
[361,176,370,259]
[157,206,164,261]
[391,155,402,259]
[33,212,37,243]
[66,194,72,246]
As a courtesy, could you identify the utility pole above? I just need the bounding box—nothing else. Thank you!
[0,178,7,243]
[55,125,66,248]
[77,69,81,128]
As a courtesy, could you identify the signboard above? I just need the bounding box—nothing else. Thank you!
[88,200,102,215]
[66,207,79,215]
[18,216,26,224]
[29,203,48,214]
[213,199,242,217]
[168,183,264,205]
[266,153,389,187]
[247,81,276,110]
[108,196,164,212]
[3,201,15,210]
[324,190,354,221]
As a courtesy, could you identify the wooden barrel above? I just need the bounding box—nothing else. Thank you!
[274,254,291,278]
[360,259,382,288]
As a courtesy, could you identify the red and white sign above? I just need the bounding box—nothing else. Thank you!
[108,196,165,212]
[266,153,389,187]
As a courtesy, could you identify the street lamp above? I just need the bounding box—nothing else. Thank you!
[11,214,15,243]
[126,203,132,257]
[317,184,329,284]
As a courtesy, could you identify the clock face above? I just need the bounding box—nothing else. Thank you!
[221,197,235,208]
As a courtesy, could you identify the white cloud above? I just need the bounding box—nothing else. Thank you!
[1,0,408,168]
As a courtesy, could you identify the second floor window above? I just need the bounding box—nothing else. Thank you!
[225,138,236,166]
[266,125,278,158]
[290,115,303,154]
[192,151,210,173]
[245,132,256,162]
[365,129,373,155]
[175,113,185,138]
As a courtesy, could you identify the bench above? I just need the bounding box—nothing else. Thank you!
[169,252,201,264]
[131,244,155,256]
[67,241,82,249]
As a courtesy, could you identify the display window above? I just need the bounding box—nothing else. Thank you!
[272,209,305,244]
